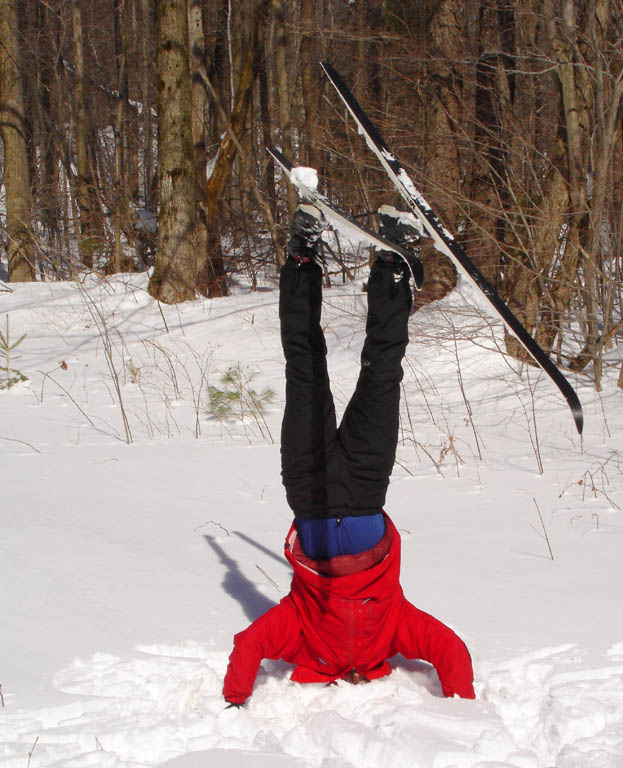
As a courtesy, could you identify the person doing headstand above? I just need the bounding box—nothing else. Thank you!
[223,206,475,705]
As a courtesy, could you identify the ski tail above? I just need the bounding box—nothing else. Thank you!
[321,62,583,435]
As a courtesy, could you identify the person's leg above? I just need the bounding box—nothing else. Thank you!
[281,206,414,559]
[279,214,337,523]
[298,258,411,557]
[336,257,412,517]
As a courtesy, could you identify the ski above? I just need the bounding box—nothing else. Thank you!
[267,146,424,290]
[321,61,584,435]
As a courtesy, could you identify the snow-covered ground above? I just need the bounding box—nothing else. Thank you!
[1,270,622,768]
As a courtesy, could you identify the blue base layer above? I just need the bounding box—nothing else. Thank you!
[296,513,385,559]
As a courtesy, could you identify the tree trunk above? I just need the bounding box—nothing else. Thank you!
[139,0,156,210]
[198,0,269,297]
[148,0,197,304]
[71,0,99,268]
[413,0,463,309]
[113,0,131,273]
[299,0,318,167]
[271,0,296,217]
[35,0,61,252]
[0,0,36,282]
[258,41,276,215]
[188,0,209,279]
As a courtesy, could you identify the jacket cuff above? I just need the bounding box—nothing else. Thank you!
[442,682,476,699]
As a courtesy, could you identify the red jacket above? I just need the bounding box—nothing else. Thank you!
[223,515,475,703]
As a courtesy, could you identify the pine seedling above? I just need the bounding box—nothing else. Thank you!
[0,315,28,389]
[207,363,276,442]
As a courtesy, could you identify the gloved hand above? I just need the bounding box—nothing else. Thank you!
[224,699,245,710]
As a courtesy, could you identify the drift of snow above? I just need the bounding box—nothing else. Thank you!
[1,268,623,768]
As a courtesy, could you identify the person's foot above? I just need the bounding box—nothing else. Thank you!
[376,205,423,288]
[378,205,422,249]
[287,204,326,265]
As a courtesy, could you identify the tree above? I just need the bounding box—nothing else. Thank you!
[0,0,35,282]
[198,0,270,297]
[148,0,197,304]
[112,0,130,273]
[71,0,101,268]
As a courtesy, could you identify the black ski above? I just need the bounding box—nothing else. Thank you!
[321,61,583,435]
[267,146,424,290]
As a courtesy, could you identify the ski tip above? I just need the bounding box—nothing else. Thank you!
[572,402,584,435]
[320,61,345,89]
[413,262,424,291]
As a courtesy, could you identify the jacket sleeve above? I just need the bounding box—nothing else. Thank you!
[393,600,475,699]
[222,599,302,704]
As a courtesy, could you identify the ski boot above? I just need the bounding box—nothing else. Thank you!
[377,204,422,279]
[287,204,326,266]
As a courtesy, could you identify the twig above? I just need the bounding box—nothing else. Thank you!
[194,520,230,536]
[26,736,39,768]
[0,683,4,707]
[394,458,414,476]
[256,564,280,592]
[0,435,42,454]
[37,371,96,429]
[533,497,554,560]
[156,300,169,334]
[453,336,483,460]
[400,381,443,476]
[405,357,437,425]
[176,305,185,337]
[77,284,133,444]
[527,369,543,475]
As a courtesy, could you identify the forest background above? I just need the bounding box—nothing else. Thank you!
[1,0,622,391]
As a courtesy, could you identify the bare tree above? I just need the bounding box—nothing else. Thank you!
[112,0,130,272]
[197,0,270,297]
[188,0,209,281]
[71,0,101,268]
[0,0,35,281]
[271,0,296,217]
[139,0,157,211]
[148,0,197,303]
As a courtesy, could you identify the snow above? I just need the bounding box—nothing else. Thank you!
[134,208,157,234]
[290,167,319,192]
[378,204,424,238]
[1,271,623,768]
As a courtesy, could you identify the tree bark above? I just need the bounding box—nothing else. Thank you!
[71,0,99,268]
[113,0,131,273]
[139,0,156,210]
[188,0,209,281]
[299,0,318,167]
[0,0,36,282]
[35,0,61,251]
[148,0,197,304]
[271,0,296,217]
[413,0,463,309]
[197,0,269,297]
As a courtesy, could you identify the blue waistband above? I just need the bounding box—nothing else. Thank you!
[295,513,385,560]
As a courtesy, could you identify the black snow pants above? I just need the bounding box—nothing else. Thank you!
[279,258,411,520]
